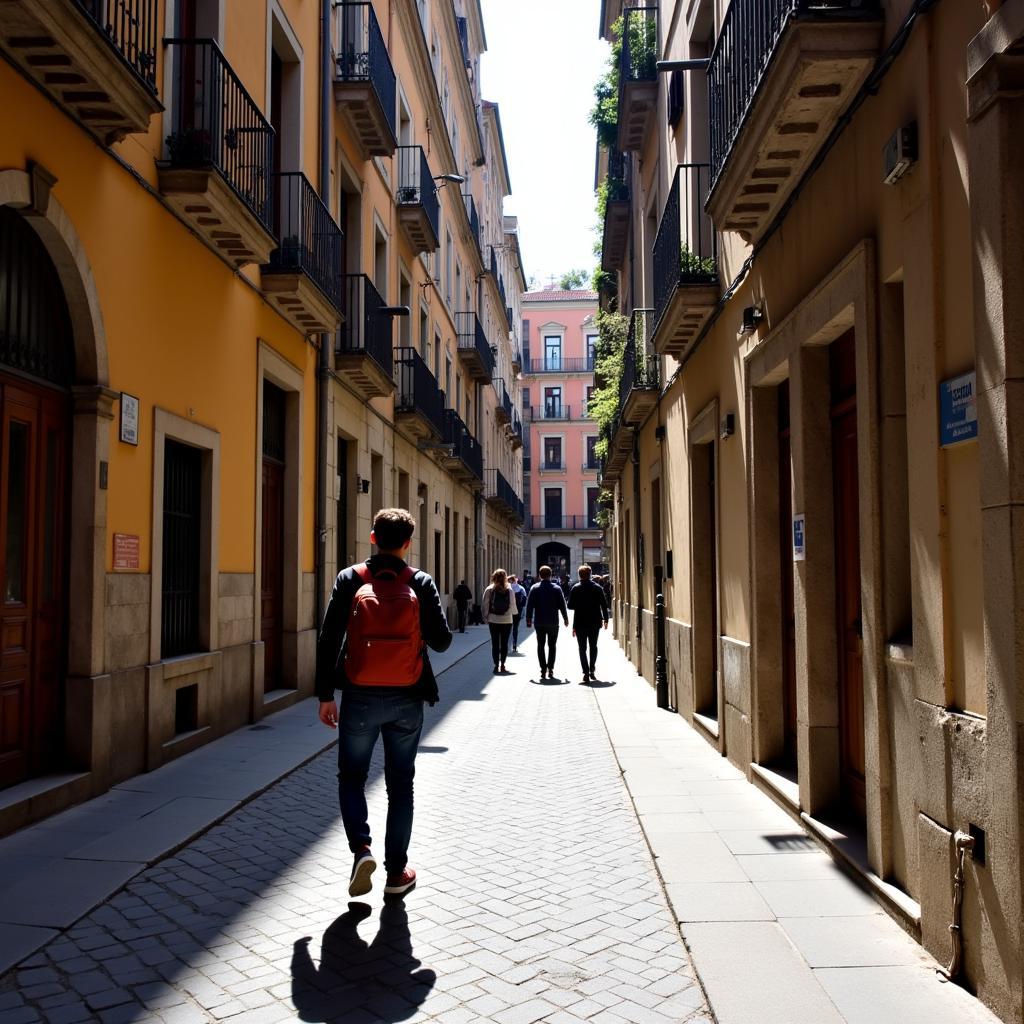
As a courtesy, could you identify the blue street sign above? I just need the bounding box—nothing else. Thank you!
[939,371,978,448]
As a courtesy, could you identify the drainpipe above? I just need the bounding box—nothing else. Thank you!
[315,0,333,629]
[939,830,975,983]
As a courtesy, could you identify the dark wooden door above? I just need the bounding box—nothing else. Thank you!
[261,459,284,691]
[778,382,797,766]
[831,333,865,818]
[0,380,69,788]
[707,447,719,717]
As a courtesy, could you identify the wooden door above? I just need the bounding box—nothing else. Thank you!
[831,333,865,818]
[778,382,797,766]
[261,458,284,691]
[0,381,69,788]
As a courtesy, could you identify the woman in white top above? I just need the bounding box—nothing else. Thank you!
[483,568,515,674]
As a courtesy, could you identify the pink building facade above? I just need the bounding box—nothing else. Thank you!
[521,288,605,580]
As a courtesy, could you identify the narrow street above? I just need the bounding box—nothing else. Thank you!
[0,627,1005,1023]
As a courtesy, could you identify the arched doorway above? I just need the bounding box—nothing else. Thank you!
[537,541,570,581]
[0,206,74,788]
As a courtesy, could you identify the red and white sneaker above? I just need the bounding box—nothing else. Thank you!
[383,867,417,895]
[348,847,376,897]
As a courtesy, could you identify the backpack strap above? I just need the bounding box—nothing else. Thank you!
[397,566,416,585]
[353,563,373,584]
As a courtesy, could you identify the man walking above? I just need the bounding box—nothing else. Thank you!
[568,564,610,683]
[525,565,569,679]
[510,575,527,652]
[453,579,473,633]
[317,508,452,899]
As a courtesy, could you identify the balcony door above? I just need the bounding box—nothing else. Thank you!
[261,382,286,693]
[544,335,561,371]
[544,386,562,419]
[544,488,562,529]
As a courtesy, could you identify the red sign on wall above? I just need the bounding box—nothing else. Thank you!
[113,533,140,571]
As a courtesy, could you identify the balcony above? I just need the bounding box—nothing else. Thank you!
[511,347,522,373]
[263,173,343,334]
[529,516,601,532]
[335,275,395,399]
[159,40,275,268]
[456,312,495,382]
[600,415,633,483]
[486,469,524,524]
[493,379,512,425]
[462,193,482,259]
[0,0,161,144]
[652,164,719,358]
[617,6,658,152]
[707,0,883,243]
[442,410,483,487]
[523,358,596,375]
[394,347,444,441]
[583,460,601,473]
[332,2,397,157]
[620,308,660,426]
[396,146,440,254]
[601,149,631,273]
[539,461,566,474]
[525,405,589,422]
[510,410,523,450]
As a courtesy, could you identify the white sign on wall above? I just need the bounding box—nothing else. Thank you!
[119,392,139,446]
[792,514,806,562]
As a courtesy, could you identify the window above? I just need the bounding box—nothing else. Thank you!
[544,386,562,418]
[162,439,202,658]
[420,306,429,360]
[587,487,600,528]
[544,437,562,470]
[544,488,563,529]
[586,334,598,369]
[445,356,452,404]
[544,335,561,370]
[668,68,685,127]
[586,436,599,469]
[434,329,441,380]
[445,230,452,305]
[522,387,530,408]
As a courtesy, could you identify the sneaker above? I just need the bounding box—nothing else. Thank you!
[500,663,507,673]
[349,847,376,897]
[583,673,590,684]
[384,867,417,895]
[494,662,499,674]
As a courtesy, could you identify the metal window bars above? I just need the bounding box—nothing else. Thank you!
[76,0,158,90]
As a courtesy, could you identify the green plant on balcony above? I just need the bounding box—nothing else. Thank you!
[624,11,658,82]
[681,242,716,281]
[589,310,628,458]
[595,488,614,528]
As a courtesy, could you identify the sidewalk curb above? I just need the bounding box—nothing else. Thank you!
[0,631,493,977]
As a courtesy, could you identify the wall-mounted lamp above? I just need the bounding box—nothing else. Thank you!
[654,425,666,443]
[656,58,710,74]
[883,121,917,185]
[720,414,735,440]
[433,173,465,195]
[739,306,764,336]
[378,305,410,317]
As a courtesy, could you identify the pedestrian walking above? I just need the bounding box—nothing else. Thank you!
[567,564,610,683]
[453,579,473,633]
[525,565,569,679]
[510,575,528,652]
[483,569,515,673]
[316,508,453,899]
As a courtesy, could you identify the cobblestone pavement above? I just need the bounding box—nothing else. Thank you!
[0,630,711,1024]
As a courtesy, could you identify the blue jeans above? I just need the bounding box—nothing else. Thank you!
[337,690,424,874]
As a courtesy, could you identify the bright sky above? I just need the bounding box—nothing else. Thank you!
[479,0,610,290]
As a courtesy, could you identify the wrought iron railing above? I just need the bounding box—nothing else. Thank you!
[620,308,659,409]
[338,274,393,378]
[332,2,398,142]
[444,410,483,481]
[396,145,440,241]
[526,405,588,421]
[266,173,343,309]
[653,164,716,334]
[486,469,523,521]
[541,461,566,471]
[164,39,274,231]
[511,410,523,442]
[455,311,495,378]
[619,6,658,86]
[530,515,601,532]
[395,347,445,435]
[606,147,630,203]
[524,357,596,375]
[500,381,513,421]
[707,0,880,185]
[77,0,158,90]
[462,193,481,255]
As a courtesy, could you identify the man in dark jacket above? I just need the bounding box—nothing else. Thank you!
[453,580,473,633]
[525,565,569,679]
[568,564,610,683]
[317,508,452,900]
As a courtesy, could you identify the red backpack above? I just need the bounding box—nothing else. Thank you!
[344,564,424,686]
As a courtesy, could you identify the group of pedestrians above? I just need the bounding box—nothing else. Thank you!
[314,507,614,902]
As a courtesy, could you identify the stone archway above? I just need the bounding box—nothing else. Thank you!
[0,167,113,785]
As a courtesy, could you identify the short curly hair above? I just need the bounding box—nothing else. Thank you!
[372,508,416,550]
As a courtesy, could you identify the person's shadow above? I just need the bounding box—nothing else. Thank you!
[291,902,435,1022]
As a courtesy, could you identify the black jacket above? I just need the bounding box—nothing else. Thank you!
[315,555,453,704]
[453,583,473,607]
[525,579,569,628]
[567,579,610,630]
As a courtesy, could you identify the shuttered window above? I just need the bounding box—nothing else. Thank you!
[161,440,202,658]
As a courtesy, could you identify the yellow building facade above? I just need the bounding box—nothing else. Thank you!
[0,0,522,832]
[597,0,1024,1019]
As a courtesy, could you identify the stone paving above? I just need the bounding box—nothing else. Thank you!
[0,630,710,1024]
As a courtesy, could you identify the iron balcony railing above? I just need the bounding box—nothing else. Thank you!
[486,469,524,521]
[492,378,513,420]
[620,308,659,408]
[444,409,483,481]
[707,0,880,186]
[395,347,445,435]
[619,6,658,87]
[530,515,601,532]
[606,147,630,202]
[653,164,717,334]
[462,193,481,255]
[164,39,274,232]
[455,311,495,378]
[525,405,590,421]
[77,0,158,90]
[332,2,398,141]
[396,145,440,241]
[540,461,566,471]
[583,460,601,472]
[524,357,596,375]
[266,173,343,309]
[338,274,393,378]
[511,409,523,441]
